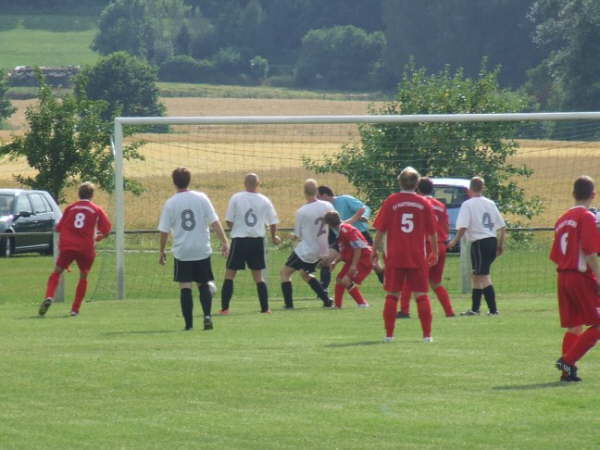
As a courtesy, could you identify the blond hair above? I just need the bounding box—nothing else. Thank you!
[397,166,420,191]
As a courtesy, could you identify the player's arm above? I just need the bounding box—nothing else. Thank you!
[429,233,439,265]
[496,226,507,256]
[585,252,600,294]
[95,208,112,242]
[448,227,466,249]
[211,220,229,257]
[372,230,385,265]
[269,223,281,245]
[343,206,365,225]
[159,231,169,265]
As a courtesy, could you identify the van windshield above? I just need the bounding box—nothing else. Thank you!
[0,194,14,216]
[433,186,468,209]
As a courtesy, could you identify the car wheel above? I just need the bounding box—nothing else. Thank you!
[0,236,14,257]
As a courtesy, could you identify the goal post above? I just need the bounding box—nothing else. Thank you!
[111,112,600,300]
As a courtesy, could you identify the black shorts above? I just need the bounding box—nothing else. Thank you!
[226,237,266,271]
[174,257,214,283]
[470,237,497,275]
[285,251,318,274]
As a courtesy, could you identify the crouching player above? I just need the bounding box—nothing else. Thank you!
[551,175,600,382]
[324,211,371,308]
[39,182,111,317]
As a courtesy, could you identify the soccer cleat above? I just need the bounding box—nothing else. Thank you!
[218,309,230,315]
[423,336,434,343]
[69,311,79,317]
[556,357,581,381]
[357,303,370,308]
[203,317,214,330]
[184,326,193,331]
[38,298,52,316]
[396,311,410,319]
[323,298,334,308]
[260,309,272,314]
[460,310,480,316]
[283,305,294,310]
[487,311,500,316]
[446,314,456,318]
[383,336,394,343]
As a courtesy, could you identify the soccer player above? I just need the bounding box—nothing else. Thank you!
[38,182,111,317]
[373,167,438,342]
[447,176,506,316]
[280,179,335,309]
[398,177,455,318]
[317,185,384,285]
[219,173,280,314]
[158,168,229,331]
[323,211,371,308]
[551,176,600,382]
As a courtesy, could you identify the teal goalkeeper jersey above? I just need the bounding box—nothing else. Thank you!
[333,195,371,233]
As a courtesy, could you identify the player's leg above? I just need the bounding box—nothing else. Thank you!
[398,284,411,318]
[179,281,194,330]
[334,264,351,308]
[220,269,237,314]
[221,237,242,313]
[39,250,73,316]
[69,252,95,316]
[245,238,270,313]
[461,240,483,316]
[410,268,433,342]
[280,256,297,309]
[251,269,270,313]
[430,244,455,317]
[320,229,338,292]
[382,266,403,341]
[196,258,215,330]
[477,237,498,314]
[346,263,370,307]
[300,267,333,307]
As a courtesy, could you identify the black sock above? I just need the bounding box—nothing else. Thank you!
[256,281,269,312]
[180,288,193,329]
[471,288,483,312]
[281,281,293,308]
[376,270,384,284]
[483,285,497,313]
[221,279,234,310]
[308,277,331,304]
[320,266,331,290]
[199,284,212,317]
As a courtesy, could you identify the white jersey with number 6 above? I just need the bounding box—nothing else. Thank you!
[456,196,506,242]
[158,190,219,261]
[225,191,279,238]
[293,199,334,263]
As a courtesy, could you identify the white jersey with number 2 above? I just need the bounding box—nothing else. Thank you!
[158,190,219,261]
[226,191,279,238]
[293,199,334,263]
[456,196,505,242]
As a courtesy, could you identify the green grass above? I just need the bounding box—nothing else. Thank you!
[1,250,598,449]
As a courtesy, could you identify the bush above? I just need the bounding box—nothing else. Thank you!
[159,55,202,83]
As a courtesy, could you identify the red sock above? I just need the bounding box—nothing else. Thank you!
[383,295,398,338]
[334,283,345,308]
[434,286,455,316]
[45,272,61,299]
[564,327,600,365]
[348,285,367,305]
[71,279,88,313]
[562,331,580,356]
[400,285,411,315]
[416,295,432,338]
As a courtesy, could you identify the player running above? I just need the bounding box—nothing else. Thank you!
[323,211,372,308]
[551,176,600,382]
[219,173,281,314]
[398,177,455,318]
[158,168,229,331]
[280,179,335,309]
[39,182,111,317]
[373,167,438,342]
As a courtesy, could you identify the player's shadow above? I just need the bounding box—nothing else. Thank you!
[325,341,382,348]
[492,382,569,391]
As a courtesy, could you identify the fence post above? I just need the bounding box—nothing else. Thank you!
[53,231,64,302]
[460,238,471,294]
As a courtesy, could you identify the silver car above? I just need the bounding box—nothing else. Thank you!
[431,178,470,251]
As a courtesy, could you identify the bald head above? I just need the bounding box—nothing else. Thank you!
[304,178,318,199]
[245,173,260,192]
[398,166,420,191]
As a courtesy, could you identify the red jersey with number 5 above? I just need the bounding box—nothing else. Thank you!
[56,200,112,252]
[550,206,600,275]
[374,191,436,269]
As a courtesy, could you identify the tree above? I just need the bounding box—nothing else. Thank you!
[0,71,143,203]
[74,52,166,123]
[0,70,15,124]
[529,0,600,111]
[294,25,385,90]
[304,63,542,221]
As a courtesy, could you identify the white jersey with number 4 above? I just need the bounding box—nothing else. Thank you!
[293,199,334,263]
[226,191,279,238]
[158,190,219,261]
[456,196,505,242]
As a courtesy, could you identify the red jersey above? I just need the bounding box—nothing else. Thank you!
[56,200,112,252]
[550,206,600,276]
[374,191,436,269]
[336,223,372,265]
[427,196,449,243]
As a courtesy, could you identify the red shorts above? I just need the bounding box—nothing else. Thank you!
[557,271,600,328]
[336,261,372,285]
[429,244,446,285]
[56,249,96,273]
[384,265,429,293]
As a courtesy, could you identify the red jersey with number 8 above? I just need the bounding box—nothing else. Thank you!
[374,191,436,269]
[56,200,112,253]
[550,206,600,276]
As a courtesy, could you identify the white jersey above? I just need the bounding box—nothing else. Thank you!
[225,191,279,238]
[456,195,506,242]
[293,199,334,263]
[158,190,219,261]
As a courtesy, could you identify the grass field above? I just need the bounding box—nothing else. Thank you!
[1,252,599,449]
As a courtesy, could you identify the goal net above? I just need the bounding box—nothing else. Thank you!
[88,113,600,304]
